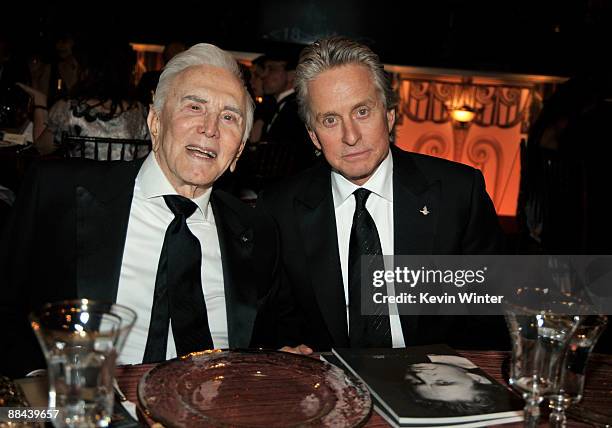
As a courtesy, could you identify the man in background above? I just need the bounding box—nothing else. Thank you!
[256,47,316,170]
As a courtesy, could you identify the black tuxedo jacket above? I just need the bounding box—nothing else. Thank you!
[262,92,307,145]
[262,92,316,170]
[258,146,508,351]
[0,158,289,377]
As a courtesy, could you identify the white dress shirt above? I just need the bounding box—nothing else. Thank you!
[116,153,228,364]
[331,149,406,347]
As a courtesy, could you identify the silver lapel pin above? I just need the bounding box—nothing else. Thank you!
[420,206,430,216]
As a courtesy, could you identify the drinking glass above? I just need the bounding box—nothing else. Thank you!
[504,287,582,428]
[102,301,137,359]
[548,315,608,428]
[29,299,136,428]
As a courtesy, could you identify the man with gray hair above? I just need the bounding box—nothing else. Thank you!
[0,43,296,378]
[258,37,505,351]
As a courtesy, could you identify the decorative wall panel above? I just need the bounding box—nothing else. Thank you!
[392,72,560,216]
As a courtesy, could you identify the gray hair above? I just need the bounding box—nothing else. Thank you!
[152,43,254,143]
[295,36,398,128]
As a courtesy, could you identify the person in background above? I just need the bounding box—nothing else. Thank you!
[28,32,80,108]
[249,55,276,144]
[258,36,506,352]
[137,41,186,106]
[256,48,316,168]
[248,54,266,100]
[248,54,277,144]
[18,38,149,159]
[0,42,307,378]
[517,72,612,353]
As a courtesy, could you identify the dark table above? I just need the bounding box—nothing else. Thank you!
[115,350,612,427]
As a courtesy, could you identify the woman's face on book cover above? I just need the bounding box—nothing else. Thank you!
[404,363,491,402]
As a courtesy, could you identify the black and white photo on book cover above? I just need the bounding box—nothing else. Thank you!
[330,344,523,426]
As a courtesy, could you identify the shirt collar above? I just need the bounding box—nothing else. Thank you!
[331,148,393,209]
[276,88,295,103]
[136,152,212,218]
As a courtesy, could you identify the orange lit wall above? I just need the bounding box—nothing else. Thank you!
[385,69,566,218]
[395,120,523,216]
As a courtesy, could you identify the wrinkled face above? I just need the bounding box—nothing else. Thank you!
[262,60,290,96]
[306,64,395,186]
[148,64,247,198]
[404,363,489,402]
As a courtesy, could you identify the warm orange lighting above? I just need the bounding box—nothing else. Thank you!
[450,106,476,124]
[129,43,164,53]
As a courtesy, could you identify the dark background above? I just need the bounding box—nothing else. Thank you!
[4,0,610,77]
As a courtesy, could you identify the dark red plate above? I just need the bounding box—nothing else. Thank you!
[138,350,372,428]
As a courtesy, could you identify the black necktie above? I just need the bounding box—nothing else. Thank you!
[348,188,392,348]
[142,195,214,363]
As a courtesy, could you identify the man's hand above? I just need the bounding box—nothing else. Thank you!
[279,344,313,355]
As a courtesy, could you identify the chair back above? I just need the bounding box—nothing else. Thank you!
[62,135,152,161]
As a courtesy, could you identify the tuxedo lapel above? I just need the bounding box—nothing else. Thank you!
[211,192,256,349]
[391,147,440,343]
[75,161,142,302]
[393,147,440,256]
[296,165,349,347]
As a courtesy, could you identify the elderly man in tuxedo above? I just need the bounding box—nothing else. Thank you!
[258,37,507,351]
[0,43,299,378]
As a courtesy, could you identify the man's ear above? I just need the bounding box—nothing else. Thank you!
[386,108,396,132]
[229,140,247,173]
[147,108,160,152]
[307,127,322,151]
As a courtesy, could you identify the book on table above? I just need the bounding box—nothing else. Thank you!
[326,344,523,428]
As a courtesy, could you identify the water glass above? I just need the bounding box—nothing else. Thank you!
[504,287,582,428]
[29,299,136,428]
[548,315,608,427]
[99,301,137,359]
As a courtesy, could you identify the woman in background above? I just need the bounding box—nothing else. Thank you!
[19,38,149,159]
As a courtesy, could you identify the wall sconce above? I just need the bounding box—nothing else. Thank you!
[449,105,477,125]
[448,105,476,162]
[446,80,478,161]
